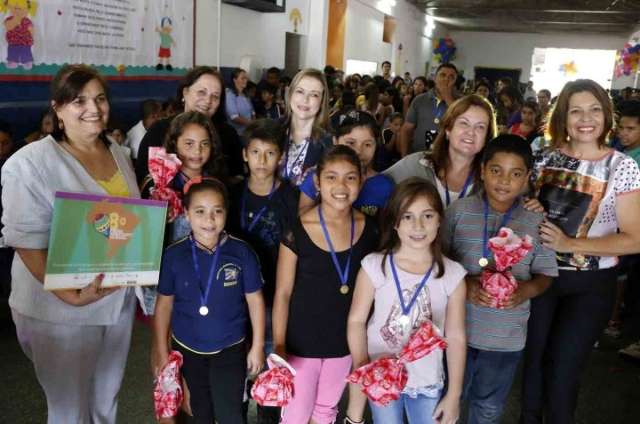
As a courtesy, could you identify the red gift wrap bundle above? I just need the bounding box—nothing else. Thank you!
[251,354,296,407]
[481,227,533,308]
[148,146,183,222]
[153,350,184,420]
[347,321,447,406]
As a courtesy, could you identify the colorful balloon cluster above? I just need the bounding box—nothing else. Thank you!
[432,36,456,63]
[614,42,640,77]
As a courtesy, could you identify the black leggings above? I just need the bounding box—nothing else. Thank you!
[520,268,617,424]
[174,341,247,424]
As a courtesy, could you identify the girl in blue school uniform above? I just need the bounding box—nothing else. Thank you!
[298,110,394,217]
[152,178,265,424]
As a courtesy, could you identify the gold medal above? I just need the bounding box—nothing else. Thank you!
[478,257,489,267]
[434,117,440,125]
[340,285,349,295]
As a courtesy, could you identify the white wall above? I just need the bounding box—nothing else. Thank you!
[195,0,322,77]
[449,30,631,90]
[194,0,435,78]
[343,0,436,78]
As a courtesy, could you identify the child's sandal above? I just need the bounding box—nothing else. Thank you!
[344,417,364,424]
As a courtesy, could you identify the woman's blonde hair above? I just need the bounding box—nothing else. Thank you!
[285,68,330,140]
[0,0,38,16]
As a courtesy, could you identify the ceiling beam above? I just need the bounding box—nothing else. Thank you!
[425,7,640,15]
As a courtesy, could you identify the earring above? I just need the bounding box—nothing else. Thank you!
[59,120,64,130]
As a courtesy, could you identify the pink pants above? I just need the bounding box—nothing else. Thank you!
[280,354,352,424]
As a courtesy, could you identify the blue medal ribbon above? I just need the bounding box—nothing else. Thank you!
[389,253,434,317]
[433,96,449,126]
[240,179,277,232]
[444,172,474,207]
[318,206,355,293]
[481,194,518,264]
[190,235,222,315]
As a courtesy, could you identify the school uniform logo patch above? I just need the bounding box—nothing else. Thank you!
[218,263,240,287]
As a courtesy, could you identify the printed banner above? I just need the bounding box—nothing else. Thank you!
[44,192,167,290]
[0,0,194,76]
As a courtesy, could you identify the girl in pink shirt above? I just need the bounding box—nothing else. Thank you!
[345,178,467,424]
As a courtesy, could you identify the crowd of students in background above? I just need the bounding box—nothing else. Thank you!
[1,60,640,424]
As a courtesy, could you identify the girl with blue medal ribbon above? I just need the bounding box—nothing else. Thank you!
[345,178,467,424]
[153,178,266,424]
[273,146,378,424]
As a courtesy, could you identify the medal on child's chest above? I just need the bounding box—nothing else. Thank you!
[390,253,434,331]
[480,195,518,268]
[318,206,355,295]
[190,236,222,317]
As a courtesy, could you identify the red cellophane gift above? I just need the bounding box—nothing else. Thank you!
[251,354,296,407]
[148,146,183,222]
[347,321,447,406]
[153,350,184,420]
[481,227,533,308]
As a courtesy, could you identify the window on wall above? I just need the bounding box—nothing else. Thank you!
[346,59,378,76]
[530,47,617,95]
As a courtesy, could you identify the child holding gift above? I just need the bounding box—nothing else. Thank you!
[141,111,226,244]
[152,178,265,424]
[345,178,467,424]
[141,111,226,316]
[442,134,558,424]
[272,145,378,424]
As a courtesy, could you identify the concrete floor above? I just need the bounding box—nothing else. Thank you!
[0,301,638,424]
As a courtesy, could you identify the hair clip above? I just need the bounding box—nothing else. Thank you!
[183,176,223,195]
[183,176,204,194]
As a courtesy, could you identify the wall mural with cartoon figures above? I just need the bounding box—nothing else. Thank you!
[0,0,193,77]
[0,0,37,70]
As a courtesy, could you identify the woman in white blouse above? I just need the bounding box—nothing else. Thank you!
[1,64,141,423]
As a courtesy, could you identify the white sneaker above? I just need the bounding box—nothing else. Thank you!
[619,341,640,359]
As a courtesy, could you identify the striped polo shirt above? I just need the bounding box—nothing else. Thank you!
[443,193,558,352]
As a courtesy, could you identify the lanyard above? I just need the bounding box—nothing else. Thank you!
[480,195,518,267]
[444,172,473,207]
[433,97,447,125]
[282,137,309,181]
[318,206,355,294]
[190,236,222,316]
[389,253,434,325]
[240,179,276,232]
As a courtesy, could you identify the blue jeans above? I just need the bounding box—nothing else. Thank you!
[369,392,441,424]
[463,347,522,424]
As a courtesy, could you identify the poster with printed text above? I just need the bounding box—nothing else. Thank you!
[0,0,194,77]
[44,192,167,290]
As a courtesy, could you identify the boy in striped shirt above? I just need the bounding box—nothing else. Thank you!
[443,135,558,424]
